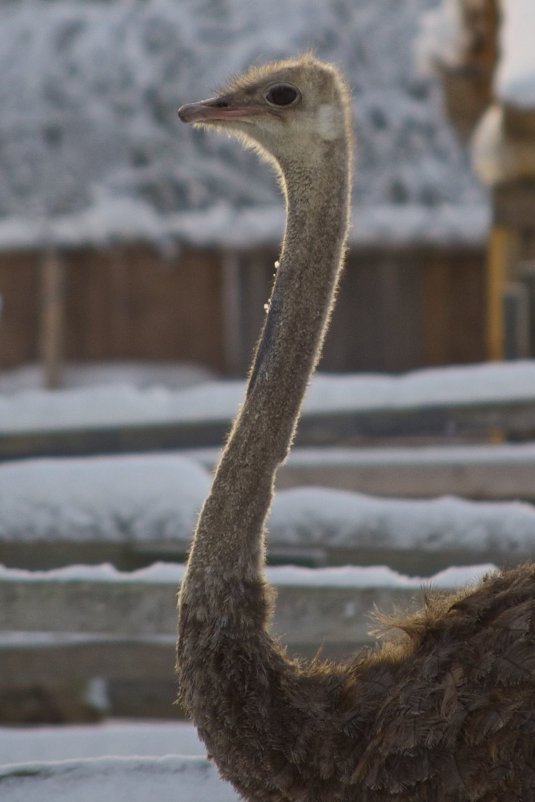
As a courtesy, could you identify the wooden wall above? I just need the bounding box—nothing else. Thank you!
[64,247,224,368]
[488,180,535,359]
[234,247,486,374]
[0,251,41,367]
[0,246,225,374]
[0,244,486,378]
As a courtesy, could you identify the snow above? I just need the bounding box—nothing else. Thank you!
[271,488,535,555]
[0,562,187,585]
[3,362,535,556]
[0,755,239,802]
[0,721,204,766]
[0,561,497,590]
[304,361,535,410]
[2,360,535,434]
[2,449,535,554]
[0,201,489,253]
[271,563,495,589]
[0,0,488,250]
[496,0,535,107]
[0,454,210,544]
[416,0,466,73]
[0,361,214,395]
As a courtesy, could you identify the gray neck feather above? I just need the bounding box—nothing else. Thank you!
[181,136,351,592]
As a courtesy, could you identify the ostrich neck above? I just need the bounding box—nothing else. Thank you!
[182,140,351,589]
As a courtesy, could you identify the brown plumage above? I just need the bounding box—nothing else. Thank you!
[176,54,535,801]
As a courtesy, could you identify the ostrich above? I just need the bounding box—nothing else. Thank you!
[176,54,535,801]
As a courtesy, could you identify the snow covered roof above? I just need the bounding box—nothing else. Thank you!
[0,0,488,252]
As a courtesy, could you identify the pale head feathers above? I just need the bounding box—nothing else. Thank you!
[179,53,353,172]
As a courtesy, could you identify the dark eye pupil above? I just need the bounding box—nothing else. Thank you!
[266,85,298,106]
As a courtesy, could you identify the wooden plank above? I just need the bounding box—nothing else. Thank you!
[503,282,530,359]
[521,265,535,355]
[3,397,535,460]
[0,580,422,666]
[449,252,486,363]
[274,449,535,501]
[108,247,130,355]
[494,182,535,229]
[64,246,226,371]
[422,254,450,366]
[324,252,383,371]
[0,579,422,719]
[0,640,176,685]
[40,250,65,389]
[221,250,243,375]
[0,252,40,367]
[239,250,274,375]
[486,226,508,359]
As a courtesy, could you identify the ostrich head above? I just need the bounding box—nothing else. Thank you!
[178,53,351,171]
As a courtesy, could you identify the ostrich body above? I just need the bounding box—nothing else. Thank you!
[177,55,535,801]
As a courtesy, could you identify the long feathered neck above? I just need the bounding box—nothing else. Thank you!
[179,131,351,609]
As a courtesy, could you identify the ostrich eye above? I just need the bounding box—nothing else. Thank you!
[264,84,300,107]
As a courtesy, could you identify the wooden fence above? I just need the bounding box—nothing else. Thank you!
[2,396,535,462]
[0,568,436,721]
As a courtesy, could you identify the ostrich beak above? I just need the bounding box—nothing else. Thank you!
[178,97,264,124]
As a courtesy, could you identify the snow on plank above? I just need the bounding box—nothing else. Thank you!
[1,453,534,574]
[3,362,535,458]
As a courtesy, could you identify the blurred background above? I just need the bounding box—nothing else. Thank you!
[1,1,535,798]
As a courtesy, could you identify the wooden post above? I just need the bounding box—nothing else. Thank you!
[109,247,129,356]
[40,249,65,389]
[503,282,530,359]
[486,225,508,360]
[522,264,535,356]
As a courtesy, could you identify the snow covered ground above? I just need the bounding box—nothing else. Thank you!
[2,361,535,433]
[0,755,239,802]
[0,720,236,802]
[0,720,203,766]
